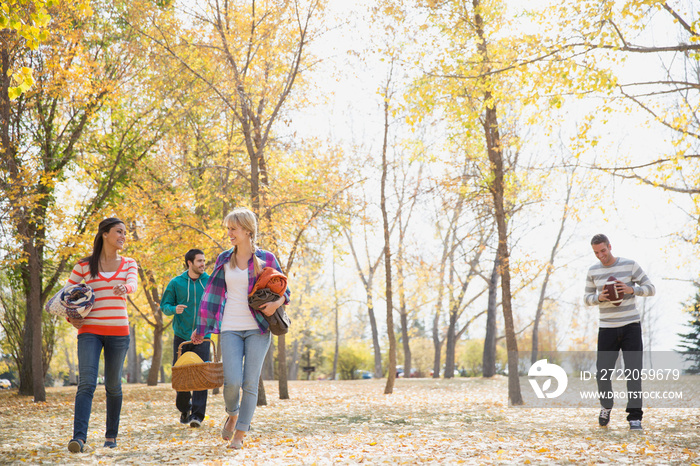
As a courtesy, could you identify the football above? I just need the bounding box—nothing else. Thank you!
[604,276,623,306]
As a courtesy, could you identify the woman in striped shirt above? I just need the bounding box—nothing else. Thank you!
[66,218,138,453]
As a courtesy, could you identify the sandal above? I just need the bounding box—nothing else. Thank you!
[221,416,234,441]
[68,439,84,453]
[227,437,243,449]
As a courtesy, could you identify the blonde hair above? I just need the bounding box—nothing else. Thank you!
[223,207,262,276]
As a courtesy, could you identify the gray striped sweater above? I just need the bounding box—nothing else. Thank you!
[584,257,656,328]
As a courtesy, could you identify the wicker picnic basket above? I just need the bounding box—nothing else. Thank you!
[171,338,224,392]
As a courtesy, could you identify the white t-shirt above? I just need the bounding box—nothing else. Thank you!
[101,270,118,279]
[220,263,258,331]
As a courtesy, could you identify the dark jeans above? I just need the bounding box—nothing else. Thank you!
[73,333,130,442]
[173,335,210,421]
[596,322,643,421]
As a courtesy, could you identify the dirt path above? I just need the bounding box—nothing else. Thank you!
[1,377,698,464]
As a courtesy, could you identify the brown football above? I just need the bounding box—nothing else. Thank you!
[604,275,623,306]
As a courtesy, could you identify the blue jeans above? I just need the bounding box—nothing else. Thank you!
[73,333,130,442]
[173,335,210,421]
[220,330,271,432]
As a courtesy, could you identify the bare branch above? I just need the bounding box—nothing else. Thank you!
[127,295,156,327]
[594,155,700,172]
[661,2,699,37]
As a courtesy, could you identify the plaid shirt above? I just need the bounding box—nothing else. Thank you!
[196,248,291,336]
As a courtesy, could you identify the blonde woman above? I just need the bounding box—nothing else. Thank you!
[191,207,290,449]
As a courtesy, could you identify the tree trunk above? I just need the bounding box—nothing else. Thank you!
[431,208,453,380]
[20,239,46,401]
[482,257,499,377]
[432,310,442,378]
[278,334,289,399]
[256,343,269,406]
[474,0,522,406]
[332,306,339,380]
[380,72,397,395]
[400,305,411,378]
[65,347,77,385]
[396,232,411,379]
[42,315,57,379]
[263,338,274,380]
[331,253,340,381]
[487,126,522,403]
[127,324,138,383]
[531,276,548,364]
[288,340,299,380]
[135,352,142,384]
[256,374,267,406]
[444,311,458,379]
[147,325,163,386]
[484,105,522,403]
[367,293,383,378]
[18,282,31,394]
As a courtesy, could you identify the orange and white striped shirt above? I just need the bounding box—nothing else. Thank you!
[67,257,138,336]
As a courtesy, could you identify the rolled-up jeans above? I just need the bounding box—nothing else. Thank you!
[220,330,271,432]
[73,333,130,442]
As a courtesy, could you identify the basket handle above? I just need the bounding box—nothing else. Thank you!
[176,338,219,363]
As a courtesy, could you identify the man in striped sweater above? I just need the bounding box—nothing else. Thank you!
[584,233,656,431]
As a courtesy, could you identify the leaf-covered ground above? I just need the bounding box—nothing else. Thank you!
[0,377,698,465]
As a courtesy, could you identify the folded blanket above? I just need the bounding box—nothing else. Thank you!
[45,283,95,319]
[248,289,290,335]
[249,267,287,297]
[248,289,282,311]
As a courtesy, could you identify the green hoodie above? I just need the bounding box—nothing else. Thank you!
[161,270,211,340]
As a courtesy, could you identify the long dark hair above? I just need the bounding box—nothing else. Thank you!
[83,217,125,278]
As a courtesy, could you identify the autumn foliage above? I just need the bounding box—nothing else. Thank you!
[2,2,700,444]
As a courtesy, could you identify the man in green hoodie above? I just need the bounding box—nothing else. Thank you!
[161,249,211,427]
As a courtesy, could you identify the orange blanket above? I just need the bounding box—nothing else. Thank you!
[249,267,287,297]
